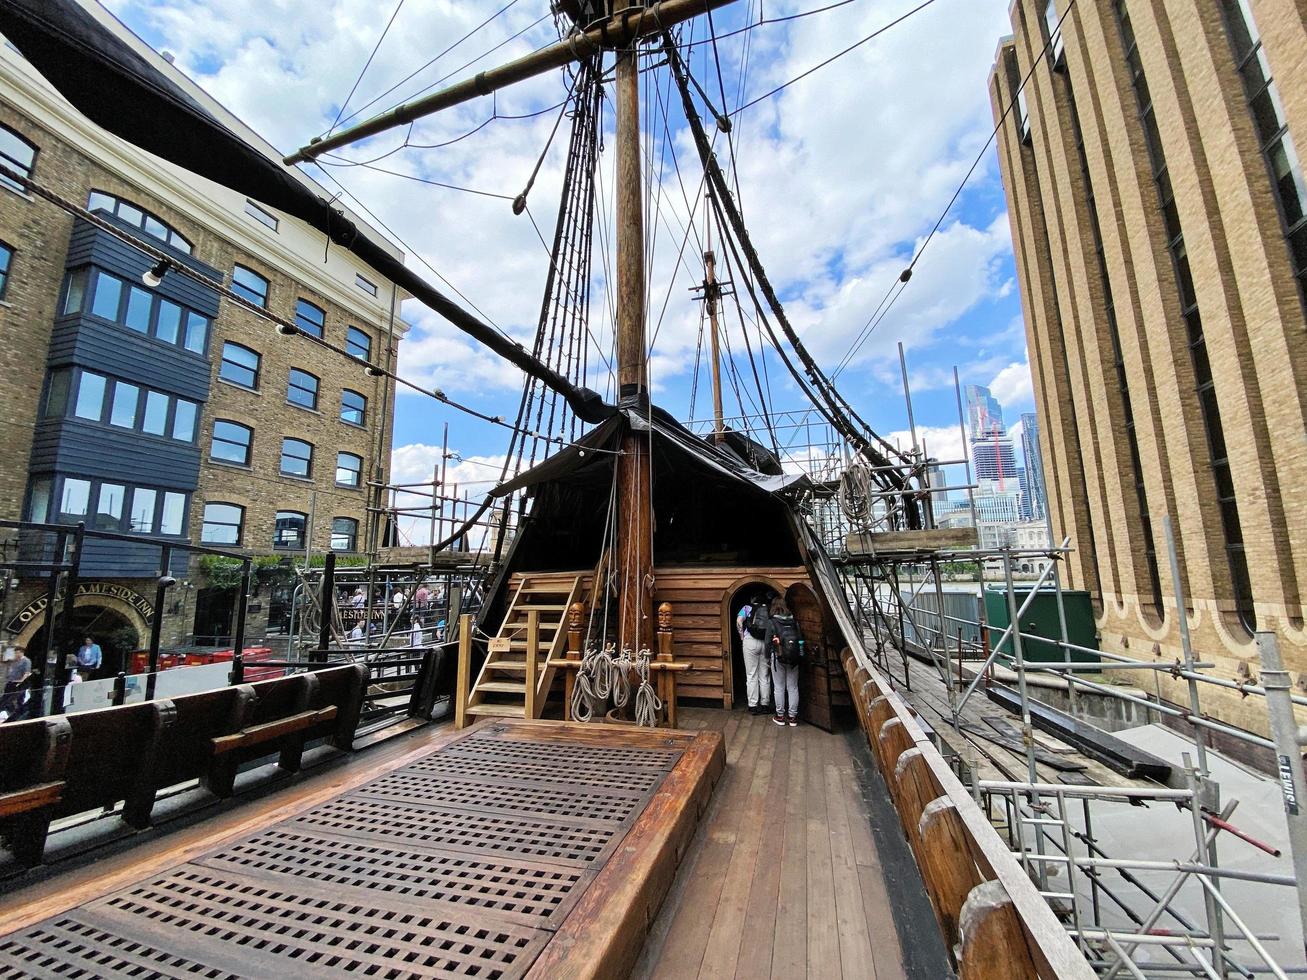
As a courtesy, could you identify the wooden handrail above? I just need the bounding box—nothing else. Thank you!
[208,706,337,756]
[455,613,473,729]
[0,781,64,819]
[525,609,539,720]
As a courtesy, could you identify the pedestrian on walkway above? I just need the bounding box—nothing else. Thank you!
[767,597,804,727]
[738,593,773,715]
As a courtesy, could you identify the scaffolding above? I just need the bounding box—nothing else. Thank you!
[719,354,1307,977]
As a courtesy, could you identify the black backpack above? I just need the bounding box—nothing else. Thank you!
[772,614,804,666]
[746,603,770,639]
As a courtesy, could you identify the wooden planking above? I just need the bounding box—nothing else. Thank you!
[634,708,910,980]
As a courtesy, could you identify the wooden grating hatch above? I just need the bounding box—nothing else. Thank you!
[0,721,725,980]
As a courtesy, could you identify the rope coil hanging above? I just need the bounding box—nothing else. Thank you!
[634,648,663,728]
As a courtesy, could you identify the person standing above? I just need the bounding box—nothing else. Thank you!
[767,597,804,727]
[0,645,32,723]
[75,635,102,681]
[737,593,773,715]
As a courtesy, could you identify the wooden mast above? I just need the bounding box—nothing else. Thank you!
[614,37,653,652]
[704,250,725,444]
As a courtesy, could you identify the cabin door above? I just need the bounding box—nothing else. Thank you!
[787,583,834,731]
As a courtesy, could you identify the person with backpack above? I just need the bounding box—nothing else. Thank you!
[767,597,804,727]
[737,593,772,715]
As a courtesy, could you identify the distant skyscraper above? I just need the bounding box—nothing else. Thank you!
[1020,412,1046,522]
[965,384,1004,440]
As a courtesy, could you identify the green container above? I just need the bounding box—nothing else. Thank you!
[983,586,1098,664]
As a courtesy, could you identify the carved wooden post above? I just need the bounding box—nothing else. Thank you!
[657,601,675,728]
[525,609,539,720]
[918,798,984,959]
[957,880,1040,979]
[564,601,584,722]
[455,613,472,729]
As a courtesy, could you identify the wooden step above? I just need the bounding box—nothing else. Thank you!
[465,703,525,718]
[486,660,527,671]
[476,680,526,694]
[516,603,568,612]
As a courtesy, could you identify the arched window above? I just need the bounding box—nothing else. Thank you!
[295,298,325,338]
[274,510,307,550]
[87,190,192,253]
[231,264,269,307]
[211,419,253,465]
[219,341,260,389]
[201,502,245,545]
[340,389,367,426]
[331,517,358,552]
[280,437,313,478]
[287,368,319,410]
[0,124,37,194]
[346,326,372,360]
[336,452,363,487]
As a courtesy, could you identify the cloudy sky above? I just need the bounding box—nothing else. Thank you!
[104,0,1034,542]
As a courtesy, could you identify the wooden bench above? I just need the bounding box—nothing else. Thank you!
[0,665,371,868]
[0,718,70,866]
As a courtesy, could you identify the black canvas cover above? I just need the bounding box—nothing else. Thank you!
[0,0,611,424]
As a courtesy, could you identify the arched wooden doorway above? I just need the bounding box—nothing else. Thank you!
[786,581,836,730]
[722,575,788,709]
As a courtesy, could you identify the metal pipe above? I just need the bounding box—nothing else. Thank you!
[1196,874,1289,980]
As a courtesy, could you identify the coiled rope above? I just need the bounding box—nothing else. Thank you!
[634,649,663,728]
[570,643,602,723]
[610,646,633,709]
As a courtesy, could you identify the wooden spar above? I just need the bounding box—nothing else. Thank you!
[614,42,653,652]
[283,0,742,166]
[705,250,725,444]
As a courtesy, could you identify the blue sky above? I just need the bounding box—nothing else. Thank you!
[105,0,1033,533]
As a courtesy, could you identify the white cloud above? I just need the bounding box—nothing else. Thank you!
[988,359,1034,410]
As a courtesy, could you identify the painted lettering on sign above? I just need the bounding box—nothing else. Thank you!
[6,582,155,633]
[1279,754,1299,815]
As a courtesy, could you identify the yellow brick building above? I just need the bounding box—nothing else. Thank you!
[990,0,1307,734]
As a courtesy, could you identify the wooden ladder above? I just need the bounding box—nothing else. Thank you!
[465,574,582,721]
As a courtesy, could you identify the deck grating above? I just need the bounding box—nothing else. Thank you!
[0,723,703,979]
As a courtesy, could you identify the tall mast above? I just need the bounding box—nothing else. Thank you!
[614,38,654,651]
[703,249,725,445]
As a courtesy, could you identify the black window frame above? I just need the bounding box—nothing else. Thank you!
[44,366,197,443]
[340,388,367,426]
[201,501,245,546]
[60,266,211,355]
[287,368,320,410]
[211,418,253,466]
[274,510,308,551]
[336,452,363,488]
[295,298,325,338]
[0,241,13,301]
[0,124,37,194]
[345,326,372,360]
[218,341,261,389]
[32,474,188,536]
[330,516,358,552]
[231,264,270,308]
[86,190,193,253]
[243,199,279,232]
[280,437,313,479]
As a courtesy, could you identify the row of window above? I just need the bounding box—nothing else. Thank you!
[208,418,363,487]
[29,475,189,536]
[62,267,210,354]
[43,367,198,443]
[201,503,358,552]
[229,264,376,354]
[0,124,385,309]
[216,341,368,423]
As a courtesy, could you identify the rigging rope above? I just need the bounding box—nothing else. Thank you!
[634,650,663,727]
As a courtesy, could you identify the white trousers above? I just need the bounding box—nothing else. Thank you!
[742,633,770,707]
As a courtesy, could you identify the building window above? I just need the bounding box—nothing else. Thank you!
[330,517,358,552]
[94,482,124,530]
[73,371,106,420]
[0,124,37,194]
[295,299,325,338]
[129,487,156,533]
[43,368,71,418]
[201,502,244,545]
[219,341,260,389]
[244,199,279,232]
[173,399,197,442]
[109,381,139,428]
[142,390,169,435]
[336,452,362,487]
[160,491,187,535]
[86,191,193,253]
[340,388,367,426]
[231,264,269,307]
[1221,0,1307,297]
[1043,0,1065,67]
[0,241,12,300]
[1017,89,1032,145]
[280,437,313,478]
[287,368,319,410]
[1115,0,1255,633]
[345,326,372,360]
[61,267,210,352]
[59,478,91,519]
[27,477,51,523]
[274,510,307,550]
[355,273,378,297]
[211,419,253,465]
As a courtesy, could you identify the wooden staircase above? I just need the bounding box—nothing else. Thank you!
[464,573,582,721]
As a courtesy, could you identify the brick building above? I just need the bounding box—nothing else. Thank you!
[990,0,1306,733]
[0,23,409,670]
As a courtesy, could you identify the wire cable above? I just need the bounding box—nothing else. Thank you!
[326,0,408,137]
